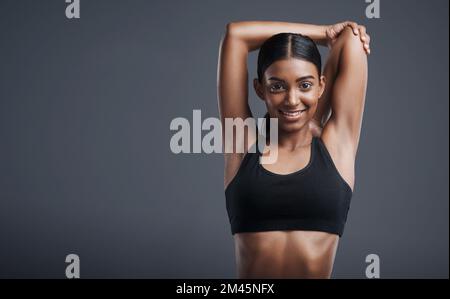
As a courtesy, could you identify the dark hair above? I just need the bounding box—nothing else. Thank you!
[257,32,322,83]
[257,33,322,136]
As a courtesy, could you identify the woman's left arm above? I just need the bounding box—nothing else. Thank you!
[322,25,369,157]
[310,21,370,138]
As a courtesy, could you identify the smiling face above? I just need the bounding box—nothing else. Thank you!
[254,58,326,133]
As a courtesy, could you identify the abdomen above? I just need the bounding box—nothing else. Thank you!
[233,230,340,278]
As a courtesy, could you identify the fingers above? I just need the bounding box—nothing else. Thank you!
[365,34,371,54]
[358,25,366,41]
[337,21,372,54]
[358,25,371,55]
[344,21,359,35]
[340,21,371,55]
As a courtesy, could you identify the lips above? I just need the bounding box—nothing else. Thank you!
[279,108,308,119]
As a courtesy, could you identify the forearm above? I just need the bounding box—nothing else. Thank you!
[226,21,329,51]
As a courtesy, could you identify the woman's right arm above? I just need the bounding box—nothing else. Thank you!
[217,24,254,189]
[217,23,254,130]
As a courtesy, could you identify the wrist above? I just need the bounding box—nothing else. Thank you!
[314,25,331,47]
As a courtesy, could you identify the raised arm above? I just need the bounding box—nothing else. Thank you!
[321,25,369,158]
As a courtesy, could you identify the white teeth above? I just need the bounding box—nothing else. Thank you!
[281,110,303,117]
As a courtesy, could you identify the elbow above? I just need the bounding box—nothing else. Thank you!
[224,22,241,39]
[339,26,367,56]
[220,22,250,54]
[219,23,236,48]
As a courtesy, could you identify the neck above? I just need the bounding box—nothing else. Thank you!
[277,126,313,151]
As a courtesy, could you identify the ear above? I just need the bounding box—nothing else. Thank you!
[253,78,265,101]
[318,75,326,99]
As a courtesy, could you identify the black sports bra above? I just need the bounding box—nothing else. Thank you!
[225,136,353,237]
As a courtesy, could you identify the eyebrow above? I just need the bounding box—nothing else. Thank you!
[268,75,315,82]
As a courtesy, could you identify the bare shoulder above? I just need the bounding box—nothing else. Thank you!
[320,119,356,192]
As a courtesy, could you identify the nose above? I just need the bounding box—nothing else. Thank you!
[285,88,300,106]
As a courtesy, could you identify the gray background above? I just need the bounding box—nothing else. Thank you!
[0,0,448,278]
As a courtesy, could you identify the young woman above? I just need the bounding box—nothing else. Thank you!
[217,21,370,278]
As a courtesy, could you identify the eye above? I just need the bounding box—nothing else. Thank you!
[269,83,285,92]
[300,82,312,89]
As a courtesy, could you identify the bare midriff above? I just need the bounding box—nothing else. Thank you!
[233,230,340,278]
